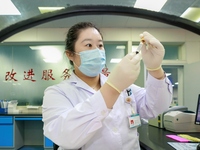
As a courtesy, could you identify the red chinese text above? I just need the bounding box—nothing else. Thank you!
[5,69,18,81]
[61,68,71,80]
[41,69,55,81]
[24,69,36,82]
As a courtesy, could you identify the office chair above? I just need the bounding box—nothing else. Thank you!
[53,143,59,150]
[53,143,82,150]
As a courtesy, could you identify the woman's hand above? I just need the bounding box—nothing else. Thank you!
[140,31,165,71]
[106,52,141,93]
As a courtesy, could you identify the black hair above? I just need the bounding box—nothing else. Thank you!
[65,22,103,65]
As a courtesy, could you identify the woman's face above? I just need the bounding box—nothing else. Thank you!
[72,27,104,66]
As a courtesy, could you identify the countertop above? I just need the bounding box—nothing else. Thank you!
[0,112,42,116]
[0,106,42,116]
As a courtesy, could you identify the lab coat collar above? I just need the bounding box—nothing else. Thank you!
[68,71,108,93]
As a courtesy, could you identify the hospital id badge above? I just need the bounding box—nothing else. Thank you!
[128,114,141,128]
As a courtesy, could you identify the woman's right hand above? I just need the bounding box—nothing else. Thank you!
[106,52,141,93]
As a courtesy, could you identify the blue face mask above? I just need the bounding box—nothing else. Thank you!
[74,48,106,77]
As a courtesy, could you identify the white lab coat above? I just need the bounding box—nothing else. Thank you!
[42,72,172,150]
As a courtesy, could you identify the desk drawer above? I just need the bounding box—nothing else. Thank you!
[0,116,14,147]
[0,116,13,124]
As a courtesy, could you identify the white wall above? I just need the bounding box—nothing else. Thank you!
[3,27,200,111]
[184,61,200,111]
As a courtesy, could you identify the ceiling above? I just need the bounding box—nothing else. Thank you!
[1,0,197,87]
[0,0,200,32]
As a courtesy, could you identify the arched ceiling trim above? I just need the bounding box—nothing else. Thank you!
[0,5,199,42]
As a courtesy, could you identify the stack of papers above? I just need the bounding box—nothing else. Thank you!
[168,142,198,150]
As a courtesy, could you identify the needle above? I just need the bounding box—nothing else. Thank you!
[136,42,143,54]
[136,37,145,54]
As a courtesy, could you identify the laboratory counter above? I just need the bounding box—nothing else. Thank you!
[1,109,200,150]
[0,108,53,150]
[138,124,200,150]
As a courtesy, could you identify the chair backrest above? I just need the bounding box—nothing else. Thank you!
[53,143,82,150]
[53,143,59,150]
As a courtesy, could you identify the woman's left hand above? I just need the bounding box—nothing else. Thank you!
[140,31,165,70]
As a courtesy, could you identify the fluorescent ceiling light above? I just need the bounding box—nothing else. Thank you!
[116,46,126,50]
[0,0,21,15]
[29,46,62,63]
[29,46,43,50]
[38,7,65,14]
[43,59,59,63]
[166,73,171,76]
[181,7,200,22]
[41,47,62,63]
[110,58,121,63]
[134,0,167,12]
[175,82,178,85]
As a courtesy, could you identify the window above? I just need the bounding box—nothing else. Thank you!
[104,42,126,72]
[132,43,184,105]
[163,66,183,106]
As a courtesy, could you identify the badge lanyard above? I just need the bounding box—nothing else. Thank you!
[125,88,141,129]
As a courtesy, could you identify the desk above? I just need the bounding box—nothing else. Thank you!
[138,124,200,150]
[0,112,53,150]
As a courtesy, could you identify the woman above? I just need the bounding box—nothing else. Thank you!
[42,22,172,150]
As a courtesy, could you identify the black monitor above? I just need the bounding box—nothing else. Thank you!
[195,94,200,125]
